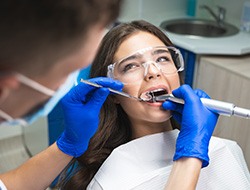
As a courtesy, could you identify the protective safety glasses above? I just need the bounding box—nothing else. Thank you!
[107,46,184,85]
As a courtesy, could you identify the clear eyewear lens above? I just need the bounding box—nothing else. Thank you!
[107,46,184,85]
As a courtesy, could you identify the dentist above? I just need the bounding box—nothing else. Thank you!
[0,1,123,189]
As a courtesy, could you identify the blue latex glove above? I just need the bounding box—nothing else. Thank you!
[162,84,219,167]
[56,77,123,157]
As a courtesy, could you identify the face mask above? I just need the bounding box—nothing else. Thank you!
[0,70,80,127]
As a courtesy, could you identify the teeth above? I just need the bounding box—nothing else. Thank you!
[150,88,166,93]
[140,88,168,102]
[147,89,167,97]
[140,92,152,101]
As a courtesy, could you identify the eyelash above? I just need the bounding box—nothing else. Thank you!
[123,62,140,72]
[156,56,170,62]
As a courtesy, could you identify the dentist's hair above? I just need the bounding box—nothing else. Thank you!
[58,20,183,189]
[0,0,122,75]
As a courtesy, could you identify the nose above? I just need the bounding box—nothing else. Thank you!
[144,61,162,81]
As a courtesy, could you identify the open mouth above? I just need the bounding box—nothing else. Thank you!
[140,88,168,102]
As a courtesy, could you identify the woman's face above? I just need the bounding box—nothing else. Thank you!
[113,31,180,138]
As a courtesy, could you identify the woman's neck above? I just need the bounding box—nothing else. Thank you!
[131,119,173,139]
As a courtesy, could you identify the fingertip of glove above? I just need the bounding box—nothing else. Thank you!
[178,84,193,95]
[172,85,190,98]
[112,81,124,91]
[194,89,210,99]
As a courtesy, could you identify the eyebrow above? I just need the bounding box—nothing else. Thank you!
[118,54,142,65]
[117,48,170,65]
[152,49,170,55]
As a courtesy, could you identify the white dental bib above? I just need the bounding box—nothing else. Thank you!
[87,129,250,190]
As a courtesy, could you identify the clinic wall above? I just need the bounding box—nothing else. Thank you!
[118,0,187,26]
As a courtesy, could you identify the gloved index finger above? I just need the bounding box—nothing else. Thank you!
[72,77,123,104]
[62,78,116,104]
[194,89,210,99]
[172,84,200,105]
[88,77,123,91]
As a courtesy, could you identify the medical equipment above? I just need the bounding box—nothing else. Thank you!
[80,79,250,119]
[80,79,141,101]
[153,94,250,119]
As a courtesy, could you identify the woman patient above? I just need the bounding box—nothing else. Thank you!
[58,20,250,190]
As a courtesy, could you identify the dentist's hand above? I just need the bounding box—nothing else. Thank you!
[162,85,219,167]
[56,77,123,157]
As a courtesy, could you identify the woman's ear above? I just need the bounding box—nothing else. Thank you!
[0,75,20,102]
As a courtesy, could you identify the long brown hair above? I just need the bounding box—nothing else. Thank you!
[58,20,182,189]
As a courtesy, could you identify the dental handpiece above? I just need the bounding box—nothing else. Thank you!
[155,94,250,119]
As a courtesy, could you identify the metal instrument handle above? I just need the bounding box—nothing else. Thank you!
[155,94,250,119]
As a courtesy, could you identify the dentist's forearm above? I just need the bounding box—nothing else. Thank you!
[0,143,72,190]
[165,158,202,190]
